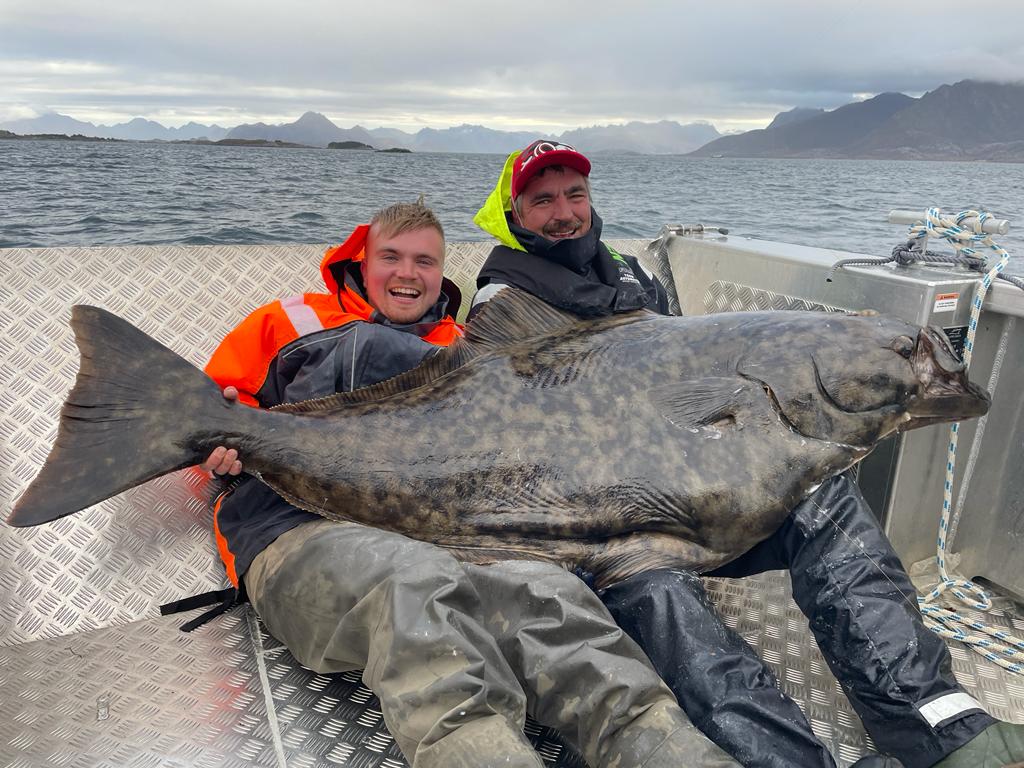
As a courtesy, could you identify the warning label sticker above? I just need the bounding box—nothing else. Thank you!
[933,292,960,313]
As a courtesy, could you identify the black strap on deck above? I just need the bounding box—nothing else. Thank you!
[160,585,248,633]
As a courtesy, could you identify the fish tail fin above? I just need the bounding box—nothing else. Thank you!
[8,305,227,527]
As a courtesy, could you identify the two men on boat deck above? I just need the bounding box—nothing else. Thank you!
[466,138,1024,768]
[199,201,738,768]
[199,143,1024,768]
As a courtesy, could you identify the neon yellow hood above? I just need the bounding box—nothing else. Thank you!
[473,150,526,252]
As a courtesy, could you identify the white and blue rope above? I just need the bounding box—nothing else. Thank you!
[908,208,1023,675]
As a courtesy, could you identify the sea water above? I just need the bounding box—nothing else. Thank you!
[2,139,1022,276]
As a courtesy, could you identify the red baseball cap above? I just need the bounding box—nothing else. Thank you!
[511,139,591,201]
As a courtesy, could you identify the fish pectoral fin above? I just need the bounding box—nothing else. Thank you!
[648,377,756,430]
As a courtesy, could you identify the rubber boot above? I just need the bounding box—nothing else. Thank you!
[932,721,1024,768]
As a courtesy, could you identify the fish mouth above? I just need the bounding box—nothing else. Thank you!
[903,327,991,427]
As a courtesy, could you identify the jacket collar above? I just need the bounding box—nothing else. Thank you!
[320,224,371,293]
[473,150,523,250]
[507,209,604,273]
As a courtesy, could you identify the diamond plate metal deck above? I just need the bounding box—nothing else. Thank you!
[1,244,341,647]
[0,606,586,768]
[1,609,273,768]
[2,242,1022,768]
[702,280,846,314]
[3,575,1021,768]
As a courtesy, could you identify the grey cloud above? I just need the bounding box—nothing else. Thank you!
[1,0,1023,130]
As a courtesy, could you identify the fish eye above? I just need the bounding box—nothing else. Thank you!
[891,335,915,359]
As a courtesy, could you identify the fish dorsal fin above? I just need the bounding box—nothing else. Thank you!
[463,285,585,350]
[273,287,584,414]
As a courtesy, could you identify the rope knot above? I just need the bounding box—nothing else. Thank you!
[827,207,1022,290]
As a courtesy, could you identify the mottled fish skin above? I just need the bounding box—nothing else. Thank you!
[9,290,990,589]
[202,296,988,587]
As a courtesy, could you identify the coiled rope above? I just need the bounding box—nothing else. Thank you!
[857,208,1023,674]
[827,212,1024,290]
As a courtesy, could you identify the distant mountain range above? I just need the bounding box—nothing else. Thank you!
[560,120,720,155]
[0,109,719,155]
[0,112,229,141]
[223,112,720,154]
[3,80,1021,159]
[690,80,1024,161]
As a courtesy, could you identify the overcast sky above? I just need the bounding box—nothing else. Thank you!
[2,0,1023,133]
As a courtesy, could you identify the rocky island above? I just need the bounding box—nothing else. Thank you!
[328,141,374,150]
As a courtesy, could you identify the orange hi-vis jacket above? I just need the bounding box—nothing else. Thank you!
[203,225,463,586]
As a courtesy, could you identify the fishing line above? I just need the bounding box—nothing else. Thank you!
[947,316,1014,545]
[808,495,923,615]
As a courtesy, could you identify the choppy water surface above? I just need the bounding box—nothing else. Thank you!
[2,139,1022,275]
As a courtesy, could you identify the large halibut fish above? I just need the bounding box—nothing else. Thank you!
[8,288,990,588]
